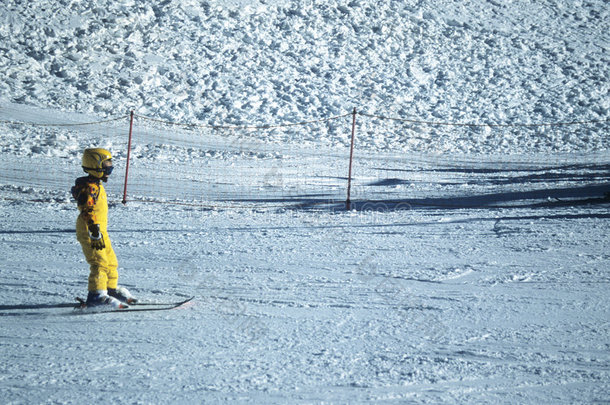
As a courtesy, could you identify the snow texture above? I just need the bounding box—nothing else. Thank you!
[0,0,609,404]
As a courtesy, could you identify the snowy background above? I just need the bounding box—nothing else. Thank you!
[1,0,609,403]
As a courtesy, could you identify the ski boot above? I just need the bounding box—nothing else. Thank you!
[108,286,138,305]
[85,290,127,309]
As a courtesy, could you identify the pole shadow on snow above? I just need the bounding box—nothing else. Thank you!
[370,163,610,187]
[230,161,610,213]
[277,183,610,216]
[373,162,609,178]
[363,183,610,210]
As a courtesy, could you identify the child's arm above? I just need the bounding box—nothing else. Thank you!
[72,181,105,249]
[75,182,100,225]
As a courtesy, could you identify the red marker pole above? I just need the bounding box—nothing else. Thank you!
[122,110,134,205]
[346,107,357,210]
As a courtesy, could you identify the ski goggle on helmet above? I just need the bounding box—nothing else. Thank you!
[82,148,114,178]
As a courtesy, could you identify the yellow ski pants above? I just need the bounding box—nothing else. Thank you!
[76,217,118,291]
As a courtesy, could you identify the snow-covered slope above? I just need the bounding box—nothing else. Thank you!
[1,0,608,133]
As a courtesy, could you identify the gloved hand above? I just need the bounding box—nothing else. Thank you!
[88,223,105,250]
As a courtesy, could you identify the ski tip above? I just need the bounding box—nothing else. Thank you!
[178,296,196,306]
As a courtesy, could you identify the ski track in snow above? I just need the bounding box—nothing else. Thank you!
[0,0,609,403]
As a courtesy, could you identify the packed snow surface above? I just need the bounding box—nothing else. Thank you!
[1,0,609,403]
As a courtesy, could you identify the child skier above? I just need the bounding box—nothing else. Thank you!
[71,148,137,308]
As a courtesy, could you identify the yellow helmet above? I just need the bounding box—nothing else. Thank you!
[82,148,113,178]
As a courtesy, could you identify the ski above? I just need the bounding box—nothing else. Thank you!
[0,297,194,313]
[73,296,194,314]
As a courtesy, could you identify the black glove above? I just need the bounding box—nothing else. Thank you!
[88,223,105,250]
